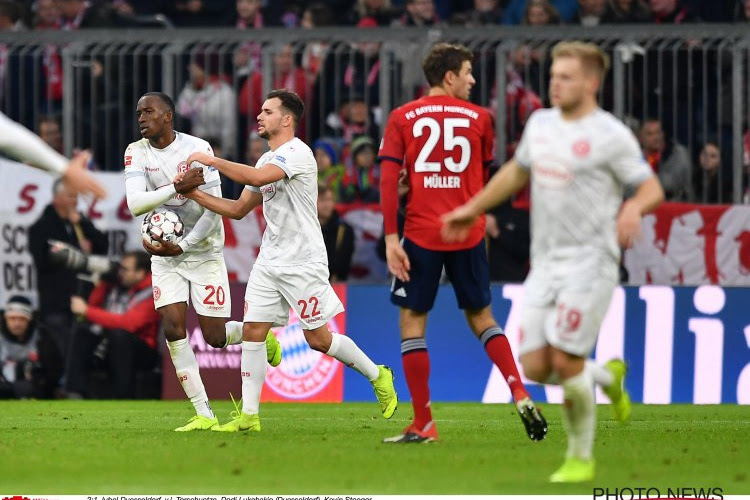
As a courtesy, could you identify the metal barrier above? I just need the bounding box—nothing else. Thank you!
[1,25,749,202]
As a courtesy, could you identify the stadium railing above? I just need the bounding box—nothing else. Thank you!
[1,25,748,202]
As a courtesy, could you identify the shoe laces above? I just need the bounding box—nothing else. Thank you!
[228,392,243,420]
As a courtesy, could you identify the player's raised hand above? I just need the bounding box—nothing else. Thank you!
[62,151,107,199]
[186,151,212,168]
[384,234,410,282]
[142,233,184,256]
[616,201,642,248]
[441,204,479,243]
[174,167,204,194]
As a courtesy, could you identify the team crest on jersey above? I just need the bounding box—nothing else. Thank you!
[572,139,591,158]
[265,310,340,399]
[153,286,161,300]
[260,183,277,201]
[177,161,189,174]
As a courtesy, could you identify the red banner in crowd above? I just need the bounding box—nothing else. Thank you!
[624,202,750,285]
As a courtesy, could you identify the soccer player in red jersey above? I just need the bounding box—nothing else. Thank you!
[379,43,547,443]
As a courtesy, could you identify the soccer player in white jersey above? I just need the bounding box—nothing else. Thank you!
[124,92,281,432]
[0,110,106,198]
[443,42,665,482]
[180,89,397,432]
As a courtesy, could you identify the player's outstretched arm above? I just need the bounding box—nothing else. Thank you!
[0,112,106,198]
[186,151,284,187]
[616,176,664,248]
[442,159,529,242]
[186,188,263,220]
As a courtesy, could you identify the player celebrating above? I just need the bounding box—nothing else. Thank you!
[181,89,397,432]
[378,42,546,444]
[124,92,281,432]
[443,41,664,482]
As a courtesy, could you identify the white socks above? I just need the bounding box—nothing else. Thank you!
[241,341,267,415]
[224,320,244,347]
[167,337,214,419]
[326,332,379,381]
[561,367,595,461]
[586,359,614,388]
[545,360,613,388]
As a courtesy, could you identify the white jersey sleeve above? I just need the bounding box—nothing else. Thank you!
[0,111,67,174]
[608,124,653,188]
[264,140,315,179]
[124,143,177,216]
[513,110,540,171]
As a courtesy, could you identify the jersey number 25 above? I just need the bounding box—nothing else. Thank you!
[413,117,471,173]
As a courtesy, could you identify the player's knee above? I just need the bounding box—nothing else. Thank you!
[203,330,226,349]
[162,322,185,342]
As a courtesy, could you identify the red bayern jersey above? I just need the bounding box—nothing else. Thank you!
[379,95,493,250]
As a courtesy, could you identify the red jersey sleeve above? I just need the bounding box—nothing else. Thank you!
[378,112,404,236]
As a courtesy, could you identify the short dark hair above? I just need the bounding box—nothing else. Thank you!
[141,92,175,118]
[266,89,305,127]
[123,251,151,274]
[422,43,474,87]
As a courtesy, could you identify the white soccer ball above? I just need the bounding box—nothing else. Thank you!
[142,209,184,246]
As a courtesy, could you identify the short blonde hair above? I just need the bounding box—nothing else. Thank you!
[551,41,610,80]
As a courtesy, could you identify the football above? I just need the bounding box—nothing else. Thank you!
[142,209,184,246]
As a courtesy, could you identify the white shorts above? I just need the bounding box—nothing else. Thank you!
[151,255,231,317]
[519,259,618,357]
[243,262,344,329]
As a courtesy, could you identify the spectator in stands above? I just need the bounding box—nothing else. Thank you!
[456,0,504,25]
[639,118,695,201]
[58,0,130,29]
[0,295,47,398]
[27,178,109,392]
[340,135,380,203]
[65,251,160,399]
[570,0,608,24]
[38,115,63,153]
[695,140,732,204]
[226,0,265,27]
[649,0,701,22]
[300,3,335,77]
[326,96,381,142]
[318,183,355,282]
[169,0,222,26]
[314,137,346,194]
[393,0,441,26]
[246,131,268,166]
[0,0,23,30]
[734,0,750,20]
[523,0,562,23]
[239,43,308,139]
[502,0,577,23]
[600,0,652,23]
[32,0,61,29]
[346,0,398,25]
[177,52,237,159]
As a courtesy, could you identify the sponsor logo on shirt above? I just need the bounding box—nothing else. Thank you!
[532,157,574,189]
[261,183,277,201]
[273,155,287,164]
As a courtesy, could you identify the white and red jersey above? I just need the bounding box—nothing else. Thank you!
[248,137,328,267]
[514,107,653,268]
[124,132,224,259]
[379,95,494,251]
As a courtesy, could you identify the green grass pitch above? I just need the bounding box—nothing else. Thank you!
[1,401,747,495]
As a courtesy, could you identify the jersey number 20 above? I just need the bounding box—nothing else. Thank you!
[413,117,471,173]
